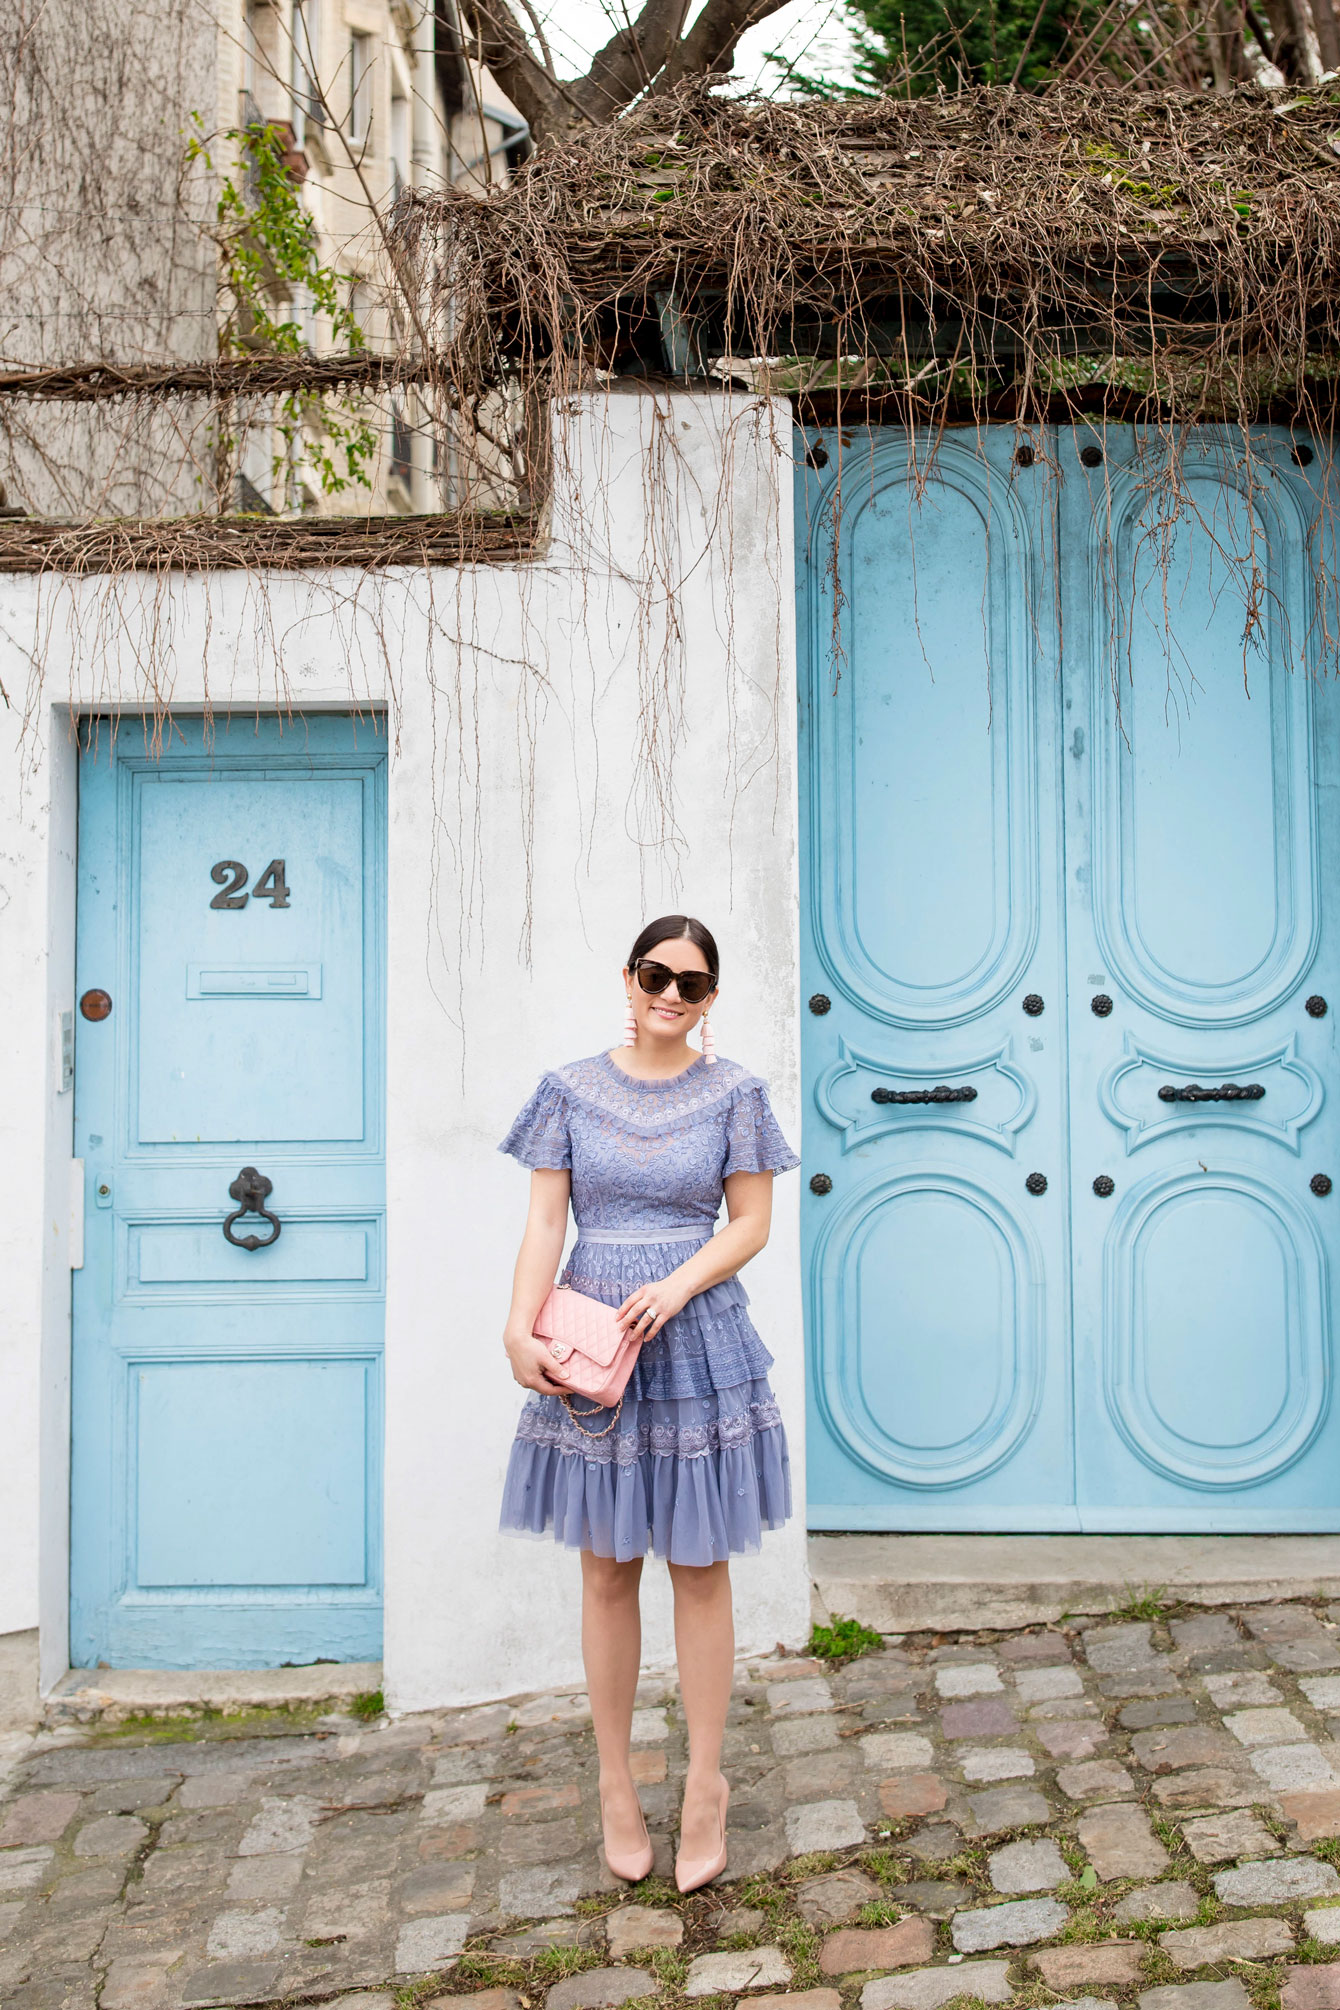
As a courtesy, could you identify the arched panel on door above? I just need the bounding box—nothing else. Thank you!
[1102,1166,1330,1489]
[805,438,1045,1029]
[1088,458,1319,1029]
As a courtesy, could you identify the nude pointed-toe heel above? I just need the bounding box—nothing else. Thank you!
[601,1796,655,1883]
[674,1779,729,1894]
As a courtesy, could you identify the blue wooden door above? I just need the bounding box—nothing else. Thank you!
[71,714,387,1667]
[1062,427,1340,1528]
[799,424,1340,1530]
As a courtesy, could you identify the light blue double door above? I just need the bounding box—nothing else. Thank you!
[71,715,387,1667]
[799,426,1340,1530]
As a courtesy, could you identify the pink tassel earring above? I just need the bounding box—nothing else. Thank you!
[623,993,638,1046]
[701,1010,717,1064]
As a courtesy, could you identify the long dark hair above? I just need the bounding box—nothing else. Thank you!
[628,914,719,982]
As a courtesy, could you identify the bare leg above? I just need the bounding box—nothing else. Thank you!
[581,1550,646,1856]
[669,1559,734,1860]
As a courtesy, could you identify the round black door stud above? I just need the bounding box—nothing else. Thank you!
[808,993,832,1016]
[1080,444,1104,467]
[806,442,829,471]
[1025,1172,1048,1196]
[1293,443,1315,467]
[1311,1174,1333,1197]
[1014,444,1035,469]
[1091,993,1114,1017]
[1093,1175,1116,1197]
[79,988,112,1021]
[1307,995,1328,1018]
[809,1173,833,1195]
[1022,994,1045,1016]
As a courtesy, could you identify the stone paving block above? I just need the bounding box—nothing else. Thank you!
[1305,1907,1340,1945]
[422,1782,489,1823]
[761,1658,828,1681]
[398,1862,476,1914]
[934,1665,1003,1699]
[796,1870,881,1927]
[819,1919,936,1974]
[499,1865,587,1917]
[1160,1919,1294,1965]
[768,1681,834,1718]
[1252,1746,1340,1793]
[861,1961,1015,2010]
[999,1633,1072,1663]
[1215,1857,1340,1905]
[964,1786,1051,1835]
[395,1915,470,1974]
[940,1699,1017,1740]
[205,1908,285,1960]
[786,1749,860,1798]
[179,1956,282,2004]
[1140,1981,1253,2010]
[773,1718,841,1757]
[0,1792,84,1846]
[1180,1809,1279,1863]
[1205,1674,1283,1709]
[72,1813,147,1856]
[1078,1802,1170,1879]
[1284,1967,1340,2010]
[1059,1761,1136,1800]
[1173,1617,1243,1652]
[502,1783,581,1818]
[1227,1708,1309,1747]
[1029,1697,1100,1721]
[686,1948,792,1995]
[335,1997,399,2010]
[0,1901,25,1940]
[236,1795,320,1855]
[1030,1942,1146,1987]
[1270,1646,1340,1674]
[510,1694,592,1732]
[987,1838,1069,1892]
[1123,1700,1199,1730]
[1133,1728,1238,1772]
[901,1824,963,1862]
[1113,1882,1200,1923]
[628,1709,669,1745]
[720,1825,787,1880]
[302,1882,390,1943]
[1302,1681,1340,1713]
[1101,1673,1185,1701]
[0,1845,53,1892]
[1083,1625,1163,1674]
[1153,1768,1264,1810]
[175,1771,255,1810]
[501,1817,583,1866]
[1037,1720,1108,1762]
[99,1951,186,2010]
[784,1799,866,1853]
[606,1905,683,1957]
[716,1909,769,1939]
[951,1896,1069,1950]
[862,1733,934,1772]
[890,1881,972,1917]
[1015,1666,1084,1702]
[90,1779,180,1815]
[548,1967,661,2010]
[490,1921,600,1956]
[1282,1790,1340,1841]
[1244,1608,1323,1642]
[960,1748,1034,1782]
[879,1775,948,1818]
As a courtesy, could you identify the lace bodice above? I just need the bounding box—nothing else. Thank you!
[499,1051,799,1233]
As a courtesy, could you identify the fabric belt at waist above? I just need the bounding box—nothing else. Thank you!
[574,1225,711,1244]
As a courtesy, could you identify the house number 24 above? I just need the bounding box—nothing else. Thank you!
[209,859,291,910]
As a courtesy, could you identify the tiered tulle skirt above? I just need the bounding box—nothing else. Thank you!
[499,1235,791,1564]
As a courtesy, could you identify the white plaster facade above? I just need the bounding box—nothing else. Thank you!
[0,391,811,1709]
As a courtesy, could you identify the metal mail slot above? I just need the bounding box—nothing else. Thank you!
[186,963,323,1000]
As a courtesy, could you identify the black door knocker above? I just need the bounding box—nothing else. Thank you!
[223,1166,282,1250]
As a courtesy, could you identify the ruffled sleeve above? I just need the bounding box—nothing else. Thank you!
[498,1073,572,1170]
[723,1079,801,1177]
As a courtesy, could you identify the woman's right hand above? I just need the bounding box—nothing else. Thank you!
[504,1322,565,1393]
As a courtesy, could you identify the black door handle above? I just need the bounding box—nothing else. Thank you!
[223,1166,282,1250]
[1157,1083,1265,1103]
[871,1085,978,1105]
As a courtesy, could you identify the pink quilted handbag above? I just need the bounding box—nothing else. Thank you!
[532,1281,642,1437]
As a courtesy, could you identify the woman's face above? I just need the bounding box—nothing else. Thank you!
[623,936,717,1046]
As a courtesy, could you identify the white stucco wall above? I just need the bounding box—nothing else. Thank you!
[0,390,810,1704]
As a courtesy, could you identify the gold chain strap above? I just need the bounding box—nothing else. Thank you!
[560,1392,624,1439]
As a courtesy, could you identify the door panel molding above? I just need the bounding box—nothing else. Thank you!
[815,1034,1037,1156]
[1098,1032,1323,1155]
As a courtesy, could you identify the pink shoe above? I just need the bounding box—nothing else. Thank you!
[601,1793,654,1883]
[675,1779,729,1894]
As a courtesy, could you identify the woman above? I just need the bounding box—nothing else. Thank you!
[498,914,798,1893]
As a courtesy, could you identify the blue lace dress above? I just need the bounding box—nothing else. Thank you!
[498,1051,799,1565]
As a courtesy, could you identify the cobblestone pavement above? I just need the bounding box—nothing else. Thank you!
[11,1603,1340,2010]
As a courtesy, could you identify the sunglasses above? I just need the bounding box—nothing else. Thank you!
[632,958,717,1006]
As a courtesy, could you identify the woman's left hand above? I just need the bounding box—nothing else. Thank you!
[617,1277,690,1342]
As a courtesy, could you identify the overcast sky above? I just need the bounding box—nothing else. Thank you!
[529,0,859,94]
